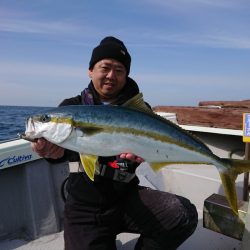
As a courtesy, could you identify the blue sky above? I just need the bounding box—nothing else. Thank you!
[1,0,250,107]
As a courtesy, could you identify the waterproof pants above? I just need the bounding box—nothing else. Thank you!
[64,186,198,250]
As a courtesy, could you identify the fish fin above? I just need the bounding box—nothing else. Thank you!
[219,158,250,215]
[150,162,176,172]
[122,93,154,115]
[219,170,239,215]
[150,161,210,172]
[79,153,98,181]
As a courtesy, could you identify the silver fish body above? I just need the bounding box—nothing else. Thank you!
[26,105,216,163]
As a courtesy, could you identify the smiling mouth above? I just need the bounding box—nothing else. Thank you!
[104,83,115,89]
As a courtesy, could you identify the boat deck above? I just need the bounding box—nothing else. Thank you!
[0,164,245,250]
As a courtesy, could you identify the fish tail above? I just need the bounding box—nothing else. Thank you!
[219,171,238,214]
[219,158,250,215]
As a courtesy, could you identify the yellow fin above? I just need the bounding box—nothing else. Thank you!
[79,153,98,181]
[150,162,174,171]
[219,170,238,215]
[150,161,209,172]
[219,158,250,214]
[122,93,154,115]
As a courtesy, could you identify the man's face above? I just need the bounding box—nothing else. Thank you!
[88,59,127,101]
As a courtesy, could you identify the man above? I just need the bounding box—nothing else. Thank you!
[32,36,198,250]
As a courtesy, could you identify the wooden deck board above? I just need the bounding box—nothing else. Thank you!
[153,101,250,130]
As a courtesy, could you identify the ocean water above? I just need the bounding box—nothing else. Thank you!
[0,105,52,142]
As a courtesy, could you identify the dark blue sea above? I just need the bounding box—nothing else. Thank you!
[0,105,52,143]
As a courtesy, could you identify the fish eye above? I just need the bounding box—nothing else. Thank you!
[40,114,50,123]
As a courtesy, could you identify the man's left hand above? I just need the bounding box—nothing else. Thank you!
[119,153,144,163]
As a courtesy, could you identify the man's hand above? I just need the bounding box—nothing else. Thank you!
[119,153,144,163]
[31,138,64,159]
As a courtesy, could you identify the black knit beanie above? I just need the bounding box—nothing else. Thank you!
[89,36,131,75]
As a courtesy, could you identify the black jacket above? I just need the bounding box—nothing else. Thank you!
[52,78,142,207]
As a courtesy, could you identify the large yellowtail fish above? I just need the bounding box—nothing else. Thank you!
[22,93,250,214]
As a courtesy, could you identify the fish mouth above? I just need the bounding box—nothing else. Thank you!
[24,118,37,139]
[18,133,37,142]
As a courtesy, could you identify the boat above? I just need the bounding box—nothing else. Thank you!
[0,101,250,249]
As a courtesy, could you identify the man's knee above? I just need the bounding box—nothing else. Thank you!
[179,196,198,233]
[170,196,198,247]
[154,196,198,249]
